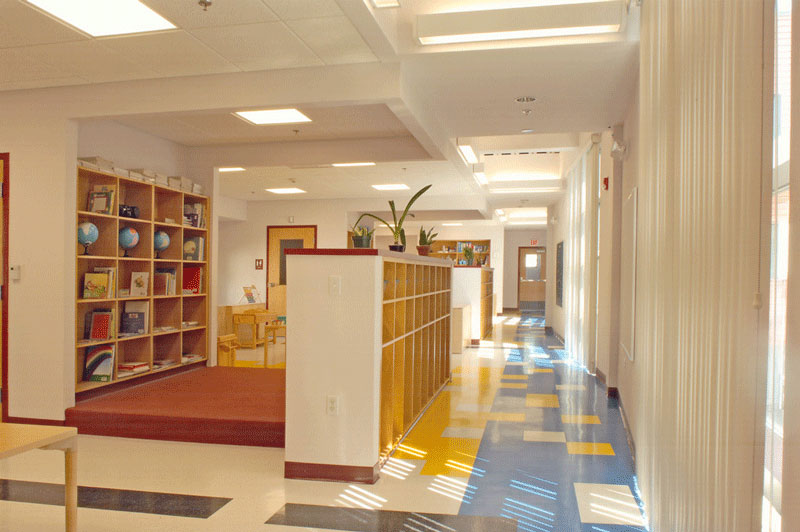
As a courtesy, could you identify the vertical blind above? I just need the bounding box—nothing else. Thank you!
[635,1,768,530]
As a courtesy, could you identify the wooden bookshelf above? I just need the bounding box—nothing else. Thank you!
[380,259,451,458]
[480,268,494,339]
[75,166,210,394]
[429,239,491,266]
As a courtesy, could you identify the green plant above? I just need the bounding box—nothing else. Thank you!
[463,246,475,264]
[352,224,375,238]
[418,226,438,246]
[356,185,432,245]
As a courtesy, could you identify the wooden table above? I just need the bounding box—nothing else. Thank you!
[0,423,78,531]
[262,324,286,366]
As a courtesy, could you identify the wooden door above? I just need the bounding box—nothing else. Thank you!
[518,246,546,311]
[0,155,6,419]
[266,226,316,313]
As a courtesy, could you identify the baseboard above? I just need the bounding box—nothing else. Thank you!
[545,326,553,335]
[6,416,65,426]
[607,387,619,398]
[285,461,379,484]
[617,392,636,465]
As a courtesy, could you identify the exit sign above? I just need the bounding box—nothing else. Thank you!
[530,239,538,246]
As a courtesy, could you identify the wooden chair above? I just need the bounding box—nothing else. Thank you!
[233,309,275,348]
[217,334,239,366]
[262,321,287,367]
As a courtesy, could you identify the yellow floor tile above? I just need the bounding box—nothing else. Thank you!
[486,412,526,422]
[526,394,560,408]
[500,383,527,389]
[533,368,554,374]
[501,375,528,380]
[566,442,615,455]
[561,414,602,425]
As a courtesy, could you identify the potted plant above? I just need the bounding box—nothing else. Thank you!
[463,246,475,266]
[358,184,432,252]
[351,223,374,248]
[417,226,437,256]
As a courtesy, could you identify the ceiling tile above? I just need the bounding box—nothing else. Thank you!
[0,0,87,48]
[26,41,160,83]
[111,116,212,146]
[261,0,343,21]
[286,16,376,65]
[141,0,278,29]
[189,22,323,71]
[174,112,334,144]
[0,76,87,92]
[0,47,70,82]
[100,30,239,77]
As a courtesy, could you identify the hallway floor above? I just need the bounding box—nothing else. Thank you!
[0,313,648,531]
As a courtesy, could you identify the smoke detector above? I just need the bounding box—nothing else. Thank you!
[198,0,212,11]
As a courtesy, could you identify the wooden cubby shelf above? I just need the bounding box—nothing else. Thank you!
[75,165,211,394]
[429,239,491,266]
[481,268,494,339]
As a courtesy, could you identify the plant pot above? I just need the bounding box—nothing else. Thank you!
[389,244,406,252]
[416,245,431,256]
[352,235,372,248]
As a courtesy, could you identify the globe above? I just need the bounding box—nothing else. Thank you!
[154,231,170,258]
[78,222,99,255]
[119,227,140,257]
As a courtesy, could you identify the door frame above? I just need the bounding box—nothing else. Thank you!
[265,225,317,310]
[1,154,10,422]
[517,246,546,311]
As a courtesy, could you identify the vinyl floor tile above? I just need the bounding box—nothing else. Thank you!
[525,394,560,408]
[523,431,567,443]
[566,442,616,456]
[573,483,646,526]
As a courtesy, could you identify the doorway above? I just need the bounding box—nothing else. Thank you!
[1,154,8,421]
[518,246,546,313]
[266,225,317,314]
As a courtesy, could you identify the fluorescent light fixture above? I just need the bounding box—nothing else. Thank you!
[442,223,463,226]
[509,209,547,219]
[372,0,400,7]
[417,1,623,45]
[509,220,547,225]
[373,184,410,191]
[495,209,505,216]
[499,215,508,222]
[266,187,306,194]
[333,162,376,167]
[235,109,311,125]
[219,167,245,173]
[491,173,561,182]
[26,0,175,37]
[489,187,562,194]
[457,143,479,164]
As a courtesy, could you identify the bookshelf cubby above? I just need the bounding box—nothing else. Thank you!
[429,239,491,266]
[481,268,494,339]
[75,165,210,394]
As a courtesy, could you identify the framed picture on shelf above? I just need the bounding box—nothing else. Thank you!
[130,272,149,297]
[87,191,111,213]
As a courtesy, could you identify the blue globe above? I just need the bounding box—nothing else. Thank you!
[78,222,99,246]
[154,231,170,252]
[119,227,140,250]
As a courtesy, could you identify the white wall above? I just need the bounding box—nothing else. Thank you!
[503,229,547,309]
[545,196,569,338]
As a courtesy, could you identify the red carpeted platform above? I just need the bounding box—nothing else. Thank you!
[65,367,286,447]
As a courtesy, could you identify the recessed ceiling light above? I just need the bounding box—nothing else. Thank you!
[442,223,463,226]
[458,144,479,164]
[515,96,536,103]
[492,173,561,182]
[26,0,175,37]
[521,129,535,134]
[417,2,623,45]
[489,187,561,194]
[509,209,547,219]
[219,167,245,173]
[495,209,505,215]
[499,215,508,222]
[333,162,376,167]
[509,220,547,225]
[266,188,306,194]
[372,0,400,7]
[373,184,410,191]
[235,109,311,125]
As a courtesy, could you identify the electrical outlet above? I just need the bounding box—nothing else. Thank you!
[326,395,340,416]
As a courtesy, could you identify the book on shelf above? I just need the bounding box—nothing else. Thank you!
[153,325,178,333]
[183,203,205,228]
[182,321,200,328]
[181,353,204,364]
[183,236,205,261]
[83,272,109,299]
[93,266,116,298]
[123,300,149,336]
[89,310,113,340]
[182,266,203,294]
[154,268,177,296]
[117,364,150,378]
[153,359,178,370]
[78,156,114,169]
[83,344,115,382]
[130,272,149,297]
[120,311,146,336]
